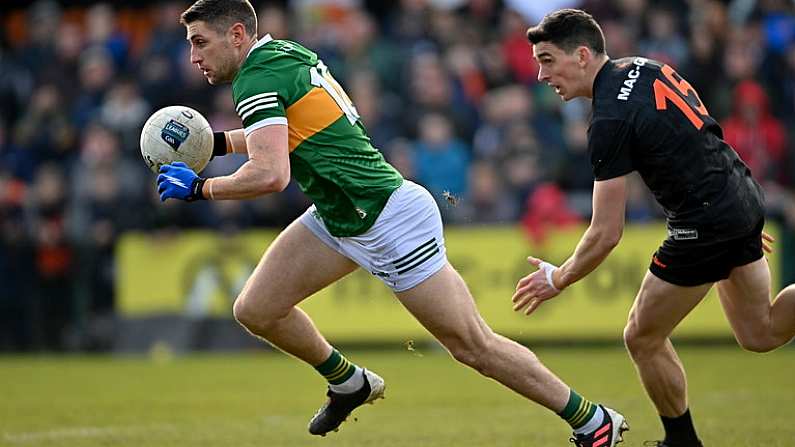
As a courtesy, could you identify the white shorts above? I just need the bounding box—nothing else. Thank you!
[299,180,447,292]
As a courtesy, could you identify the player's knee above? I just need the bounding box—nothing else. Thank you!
[446,331,496,374]
[232,294,283,334]
[736,333,778,353]
[622,322,636,350]
[623,322,662,357]
[449,344,480,369]
[232,296,258,331]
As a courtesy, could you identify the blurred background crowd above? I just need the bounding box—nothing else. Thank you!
[1,0,795,351]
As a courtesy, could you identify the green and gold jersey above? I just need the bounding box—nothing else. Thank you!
[232,35,403,237]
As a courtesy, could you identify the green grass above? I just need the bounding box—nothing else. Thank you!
[1,346,794,446]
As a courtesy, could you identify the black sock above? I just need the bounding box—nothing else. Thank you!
[661,409,702,446]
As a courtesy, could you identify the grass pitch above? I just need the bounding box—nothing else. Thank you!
[2,346,794,446]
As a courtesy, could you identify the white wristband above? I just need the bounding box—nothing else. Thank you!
[538,261,560,292]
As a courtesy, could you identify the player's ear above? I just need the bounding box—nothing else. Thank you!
[229,22,246,46]
[577,46,591,68]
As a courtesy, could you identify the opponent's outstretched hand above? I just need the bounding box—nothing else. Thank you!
[512,256,561,316]
[157,162,204,202]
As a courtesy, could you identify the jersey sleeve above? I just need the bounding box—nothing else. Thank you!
[233,67,289,136]
[587,118,635,180]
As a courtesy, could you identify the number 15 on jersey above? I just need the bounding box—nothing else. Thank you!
[653,64,709,130]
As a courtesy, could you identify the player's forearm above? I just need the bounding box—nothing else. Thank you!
[554,226,620,289]
[201,159,288,200]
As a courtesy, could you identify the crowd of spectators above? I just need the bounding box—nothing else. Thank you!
[1,0,794,351]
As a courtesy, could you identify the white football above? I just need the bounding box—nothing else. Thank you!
[139,105,213,173]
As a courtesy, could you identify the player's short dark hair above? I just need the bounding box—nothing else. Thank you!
[526,9,605,55]
[181,0,257,36]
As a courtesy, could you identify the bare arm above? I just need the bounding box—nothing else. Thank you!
[552,175,628,289]
[512,175,628,315]
[202,125,290,200]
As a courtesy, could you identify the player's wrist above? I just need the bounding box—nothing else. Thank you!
[189,177,208,201]
[539,261,561,292]
[212,131,228,158]
[550,268,565,291]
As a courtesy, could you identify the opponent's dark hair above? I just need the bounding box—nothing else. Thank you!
[526,9,605,54]
[181,0,257,36]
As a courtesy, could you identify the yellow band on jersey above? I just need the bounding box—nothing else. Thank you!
[286,87,344,152]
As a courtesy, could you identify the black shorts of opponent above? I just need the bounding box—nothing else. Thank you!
[649,218,765,287]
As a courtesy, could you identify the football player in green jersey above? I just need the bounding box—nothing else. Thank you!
[155,0,628,443]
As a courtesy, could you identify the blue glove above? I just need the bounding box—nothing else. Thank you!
[157,162,205,202]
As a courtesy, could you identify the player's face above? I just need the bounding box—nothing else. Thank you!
[533,42,587,101]
[186,21,238,85]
